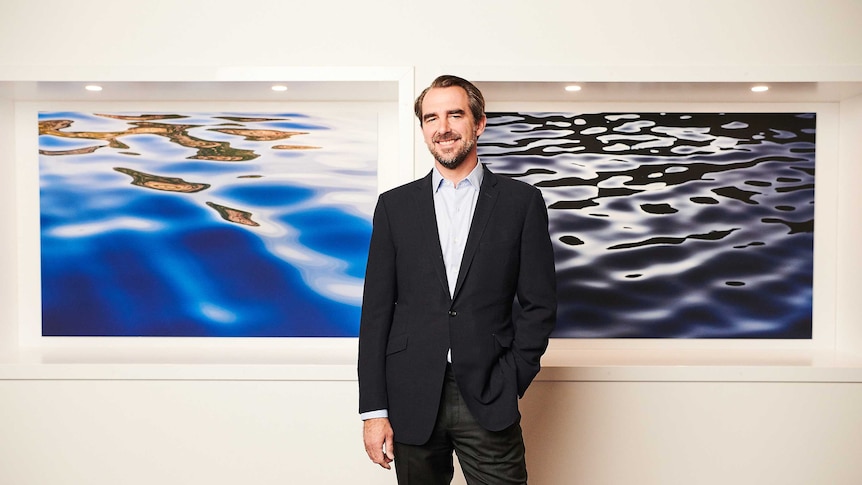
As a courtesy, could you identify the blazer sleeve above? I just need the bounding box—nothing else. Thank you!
[357,195,398,414]
[512,187,557,397]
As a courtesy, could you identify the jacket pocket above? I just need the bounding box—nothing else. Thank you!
[386,334,408,355]
[493,331,513,350]
[475,332,516,405]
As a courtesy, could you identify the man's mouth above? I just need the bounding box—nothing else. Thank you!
[434,134,460,147]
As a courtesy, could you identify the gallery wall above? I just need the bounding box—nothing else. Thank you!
[2,1,862,484]
[0,96,15,349]
[2,0,862,349]
[1,0,861,70]
[837,93,862,352]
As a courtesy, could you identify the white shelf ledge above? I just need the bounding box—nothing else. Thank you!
[2,347,861,383]
[538,348,862,383]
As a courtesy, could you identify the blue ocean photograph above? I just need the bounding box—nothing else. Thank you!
[480,112,815,338]
[38,111,377,337]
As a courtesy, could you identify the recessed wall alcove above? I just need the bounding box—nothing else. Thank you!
[2,65,862,485]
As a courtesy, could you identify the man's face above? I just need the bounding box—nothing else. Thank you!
[420,86,486,170]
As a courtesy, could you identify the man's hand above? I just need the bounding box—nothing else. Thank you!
[363,417,394,469]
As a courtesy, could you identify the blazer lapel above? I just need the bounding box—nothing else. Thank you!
[452,166,499,300]
[413,171,451,298]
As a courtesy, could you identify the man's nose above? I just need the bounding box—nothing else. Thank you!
[437,117,450,133]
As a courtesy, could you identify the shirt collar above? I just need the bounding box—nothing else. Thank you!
[433,161,485,192]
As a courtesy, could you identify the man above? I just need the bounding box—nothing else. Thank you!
[358,75,557,484]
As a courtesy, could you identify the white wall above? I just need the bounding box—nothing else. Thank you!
[2,1,862,484]
[0,377,387,484]
[0,97,17,350]
[837,93,862,352]
[520,380,862,485]
[1,375,860,485]
[1,0,861,70]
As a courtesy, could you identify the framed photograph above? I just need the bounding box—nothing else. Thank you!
[36,109,380,338]
[15,76,412,347]
[480,110,820,339]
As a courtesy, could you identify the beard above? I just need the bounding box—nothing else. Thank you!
[430,132,476,170]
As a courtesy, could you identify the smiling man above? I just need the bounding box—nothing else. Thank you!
[358,75,557,485]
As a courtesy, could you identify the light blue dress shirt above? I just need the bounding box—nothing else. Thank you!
[433,162,484,299]
[360,163,484,421]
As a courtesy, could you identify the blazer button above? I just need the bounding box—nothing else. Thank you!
[448,310,457,317]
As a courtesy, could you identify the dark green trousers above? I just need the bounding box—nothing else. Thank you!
[393,365,527,485]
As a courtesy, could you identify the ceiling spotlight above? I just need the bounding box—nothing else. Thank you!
[271,85,288,92]
[751,85,769,93]
[84,85,103,92]
[564,85,582,92]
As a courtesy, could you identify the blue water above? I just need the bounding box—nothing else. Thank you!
[479,112,815,338]
[39,111,377,337]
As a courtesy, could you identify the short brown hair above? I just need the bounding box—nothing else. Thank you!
[414,75,485,126]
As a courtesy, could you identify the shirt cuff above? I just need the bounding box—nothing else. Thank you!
[360,409,389,421]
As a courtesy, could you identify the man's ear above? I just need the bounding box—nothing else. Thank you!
[475,114,487,137]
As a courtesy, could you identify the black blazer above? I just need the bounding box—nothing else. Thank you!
[358,165,557,445]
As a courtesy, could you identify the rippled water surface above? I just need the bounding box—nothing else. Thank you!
[480,112,815,338]
[39,111,376,336]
